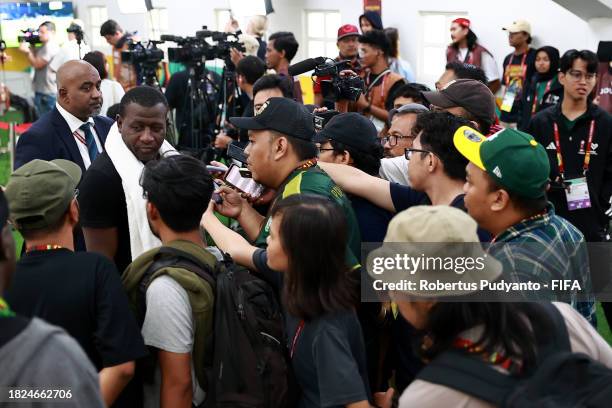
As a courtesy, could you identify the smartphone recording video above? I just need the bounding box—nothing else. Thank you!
[223,164,265,198]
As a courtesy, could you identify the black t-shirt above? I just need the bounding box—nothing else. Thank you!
[5,249,147,370]
[389,183,492,241]
[78,152,132,273]
[287,312,372,407]
[349,194,393,243]
[501,48,537,123]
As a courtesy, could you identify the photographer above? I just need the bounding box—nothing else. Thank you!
[49,19,91,73]
[19,21,60,116]
[356,30,405,132]
[314,24,361,108]
[99,19,137,90]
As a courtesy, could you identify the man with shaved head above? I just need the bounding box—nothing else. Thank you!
[15,60,114,172]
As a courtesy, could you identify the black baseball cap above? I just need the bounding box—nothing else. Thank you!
[229,97,315,141]
[313,112,378,153]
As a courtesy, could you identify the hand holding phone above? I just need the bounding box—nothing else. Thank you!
[223,164,265,198]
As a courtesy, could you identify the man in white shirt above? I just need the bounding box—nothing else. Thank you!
[379,103,429,185]
[15,60,114,173]
[50,20,91,73]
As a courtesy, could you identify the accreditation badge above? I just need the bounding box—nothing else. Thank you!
[565,177,592,211]
[501,88,517,112]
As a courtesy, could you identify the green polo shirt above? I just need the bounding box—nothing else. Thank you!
[254,165,362,269]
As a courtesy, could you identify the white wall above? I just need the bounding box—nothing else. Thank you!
[313,0,608,87]
[57,0,612,86]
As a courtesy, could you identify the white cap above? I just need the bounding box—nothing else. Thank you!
[502,19,531,35]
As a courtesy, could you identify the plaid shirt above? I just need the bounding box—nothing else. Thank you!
[489,203,596,325]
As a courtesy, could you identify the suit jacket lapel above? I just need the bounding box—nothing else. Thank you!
[51,108,86,171]
[93,116,109,147]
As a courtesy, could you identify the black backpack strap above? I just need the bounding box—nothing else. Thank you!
[417,302,572,404]
[141,247,216,290]
[533,302,571,359]
[417,349,517,406]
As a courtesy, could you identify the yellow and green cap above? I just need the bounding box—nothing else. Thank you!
[453,126,550,199]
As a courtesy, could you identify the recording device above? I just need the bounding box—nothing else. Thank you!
[207,165,228,174]
[313,110,340,131]
[226,143,248,164]
[121,40,164,66]
[18,28,40,45]
[162,27,245,65]
[66,22,84,43]
[161,27,246,153]
[288,57,364,102]
[223,164,264,198]
[121,40,165,88]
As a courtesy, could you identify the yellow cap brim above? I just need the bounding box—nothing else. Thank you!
[453,126,486,170]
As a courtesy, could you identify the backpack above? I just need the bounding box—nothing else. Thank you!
[139,246,298,408]
[416,303,612,408]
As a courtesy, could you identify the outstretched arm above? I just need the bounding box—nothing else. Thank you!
[317,162,395,212]
[201,201,257,270]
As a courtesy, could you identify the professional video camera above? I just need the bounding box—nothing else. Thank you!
[162,27,245,65]
[288,57,364,102]
[161,35,203,64]
[121,40,164,66]
[18,28,41,45]
[121,40,165,87]
[161,27,246,154]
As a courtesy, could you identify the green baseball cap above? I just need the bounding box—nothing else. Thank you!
[453,126,550,199]
[5,159,81,230]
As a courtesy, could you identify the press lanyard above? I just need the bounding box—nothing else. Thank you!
[504,52,528,86]
[552,119,596,179]
[366,69,391,97]
[0,297,15,318]
[26,244,64,253]
[289,319,305,359]
[531,79,552,115]
[73,130,86,146]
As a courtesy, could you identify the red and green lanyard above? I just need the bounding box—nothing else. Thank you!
[504,52,528,87]
[0,296,15,318]
[453,337,522,375]
[25,244,64,253]
[552,119,596,180]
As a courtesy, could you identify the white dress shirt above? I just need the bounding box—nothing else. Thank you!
[55,102,103,169]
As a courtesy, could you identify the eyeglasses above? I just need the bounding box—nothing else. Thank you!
[318,147,335,153]
[404,148,437,160]
[380,133,416,146]
[566,70,597,82]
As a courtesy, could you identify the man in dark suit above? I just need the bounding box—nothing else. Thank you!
[15,60,113,172]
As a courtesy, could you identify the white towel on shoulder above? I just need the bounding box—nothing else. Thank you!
[105,122,177,261]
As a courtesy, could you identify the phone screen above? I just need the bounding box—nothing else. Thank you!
[224,164,265,198]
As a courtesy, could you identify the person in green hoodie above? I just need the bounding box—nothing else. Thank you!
[122,154,218,408]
